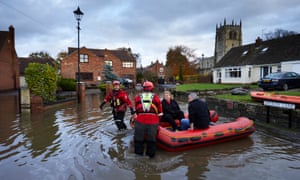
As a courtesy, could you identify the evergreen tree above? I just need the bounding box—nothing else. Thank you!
[102,64,119,81]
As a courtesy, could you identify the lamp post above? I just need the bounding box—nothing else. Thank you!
[73,6,84,103]
[201,53,204,75]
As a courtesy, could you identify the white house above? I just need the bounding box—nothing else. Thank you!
[212,34,300,84]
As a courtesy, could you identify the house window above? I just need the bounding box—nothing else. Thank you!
[225,67,241,78]
[248,67,251,78]
[105,61,112,66]
[261,66,272,77]
[76,72,93,81]
[80,54,88,63]
[122,62,133,68]
[159,67,164,73]
[277,65,281,72]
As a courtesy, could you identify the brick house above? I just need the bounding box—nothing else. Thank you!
[147,60,166,78]
[0,26,20,91]
[19,57,57,87]
[19,57,57,74]
[61,47,136,86]
[146,60,166,83]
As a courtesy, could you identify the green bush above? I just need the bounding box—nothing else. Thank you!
[98,83,107,91]
[25,63,58,102]
[57,78,76,91]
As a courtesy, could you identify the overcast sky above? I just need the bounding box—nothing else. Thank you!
[1,0,299,66]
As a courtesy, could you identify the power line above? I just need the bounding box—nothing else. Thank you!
[0,1,47,28]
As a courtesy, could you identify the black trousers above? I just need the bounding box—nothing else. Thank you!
[161,111,184,130]
[112,110,127,130]
[134,121,158,158]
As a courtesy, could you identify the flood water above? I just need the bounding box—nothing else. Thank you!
[0,90,300,180]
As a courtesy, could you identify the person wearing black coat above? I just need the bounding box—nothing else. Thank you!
[161,91,184,131]
[187,92,210,130]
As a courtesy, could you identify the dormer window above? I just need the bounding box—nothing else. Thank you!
[242,50,248,56]
[261,47,269,53]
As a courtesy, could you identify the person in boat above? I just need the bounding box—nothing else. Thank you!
[187,92,210,130]
[161,90,184,131]
[99,80,135,130]
[133,81,163,158]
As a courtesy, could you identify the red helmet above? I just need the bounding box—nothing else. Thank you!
[209,110,219,123]
[112,80,120,85]
[143,81,154,91]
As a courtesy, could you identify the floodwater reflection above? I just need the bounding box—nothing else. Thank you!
[0,91,300,179]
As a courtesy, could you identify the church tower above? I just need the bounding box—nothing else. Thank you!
[214,19,242,63]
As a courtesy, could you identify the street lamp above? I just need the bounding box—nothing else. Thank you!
[201,53,204,74]
[73,6,84,103]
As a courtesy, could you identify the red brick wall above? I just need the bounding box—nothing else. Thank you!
[148,60,166,78]
[0,26,19,91]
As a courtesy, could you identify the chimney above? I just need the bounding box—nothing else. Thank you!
[255,37,263,47]
[9,25,15,48]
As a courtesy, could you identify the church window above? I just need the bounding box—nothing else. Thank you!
[229,31,237,40]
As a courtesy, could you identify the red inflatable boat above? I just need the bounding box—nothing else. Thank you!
[250,91,300,108]
[156,116,255,152]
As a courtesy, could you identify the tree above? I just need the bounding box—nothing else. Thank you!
[25,63,58,102]
[143,70,157,83]
[166,45,197,81]
[102,64,119,81]
[29,51,52,58]
[136,68,144,83]
[56,51,68,62]
[263,28,298,40]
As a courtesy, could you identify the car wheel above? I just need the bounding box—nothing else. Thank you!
[283,84,288,91]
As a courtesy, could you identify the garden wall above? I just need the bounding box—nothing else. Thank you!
[205,97,300,129]
[173,90,300,130]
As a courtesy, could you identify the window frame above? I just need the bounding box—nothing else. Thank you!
[122,62,134,68]
[80,54,89,63]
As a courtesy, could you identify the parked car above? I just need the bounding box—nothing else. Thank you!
[120,78,133,88]
[258,72,300,91]
[135,83,142,91]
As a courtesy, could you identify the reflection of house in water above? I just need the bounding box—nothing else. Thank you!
[0,93,20,151]
[20,111,59,159]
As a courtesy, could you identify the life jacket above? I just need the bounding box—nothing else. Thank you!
[136,92,158,114]
[109,90,127,112]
